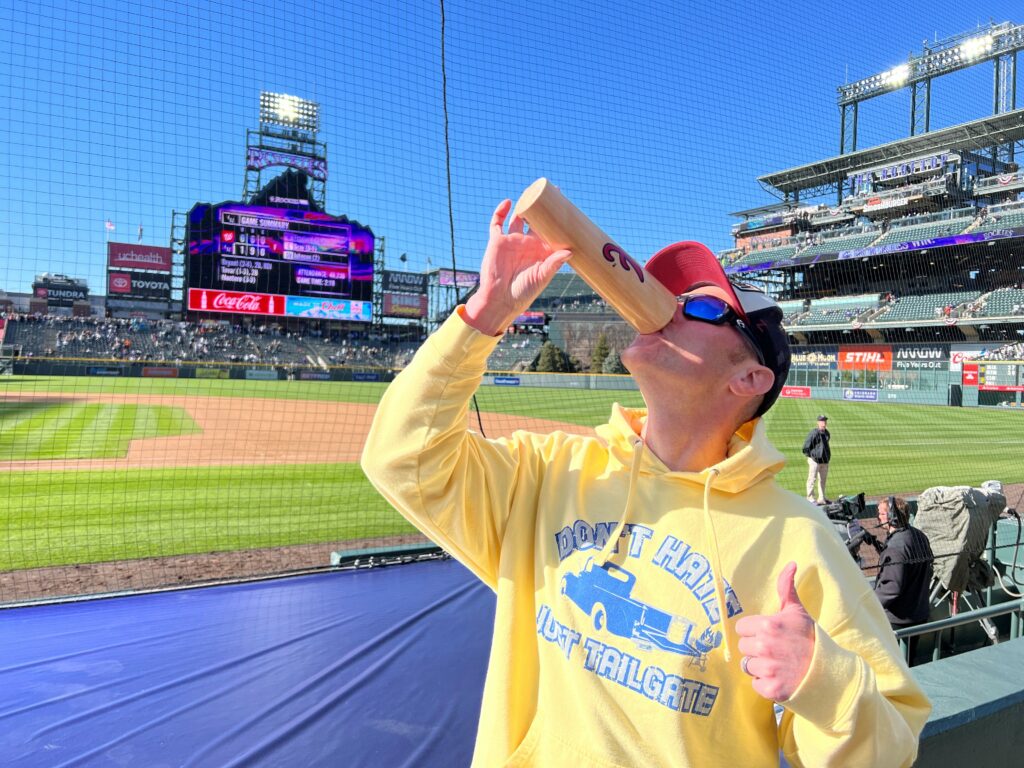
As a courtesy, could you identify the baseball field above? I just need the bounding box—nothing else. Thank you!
[2,373,1023,575]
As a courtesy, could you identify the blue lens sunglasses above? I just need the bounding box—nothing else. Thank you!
[681,294,765,366]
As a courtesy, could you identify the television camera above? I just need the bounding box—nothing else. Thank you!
[822,493,883,567]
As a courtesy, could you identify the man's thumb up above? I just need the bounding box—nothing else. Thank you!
[778,561,806,613]
[735,562,816,702]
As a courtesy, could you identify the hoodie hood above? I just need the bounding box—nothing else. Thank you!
[595,403,786,491]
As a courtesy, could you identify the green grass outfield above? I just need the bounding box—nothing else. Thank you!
[1,374,1023,571]
[0,400,198,460]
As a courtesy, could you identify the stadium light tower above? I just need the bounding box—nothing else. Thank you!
[244,92,328,208]
[838,21,1024,155]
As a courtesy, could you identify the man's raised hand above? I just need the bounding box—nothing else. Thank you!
[463,199,571,336]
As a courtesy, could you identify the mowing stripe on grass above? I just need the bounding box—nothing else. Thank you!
[0,463,414,570]
[0,402,200,461]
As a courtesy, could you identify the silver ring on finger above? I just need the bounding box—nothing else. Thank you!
[741,655,753,676]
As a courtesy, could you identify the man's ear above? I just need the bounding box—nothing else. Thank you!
[728,363,774,399]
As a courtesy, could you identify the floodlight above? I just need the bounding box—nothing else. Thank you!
[259,91,320,132]
[886,64,910,85]
[960,35,994,61]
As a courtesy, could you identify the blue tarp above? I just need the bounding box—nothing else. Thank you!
[0,559,494,767]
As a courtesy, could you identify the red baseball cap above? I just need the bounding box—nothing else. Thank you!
[645,241,792,417]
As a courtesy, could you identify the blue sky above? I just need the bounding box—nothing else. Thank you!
[0,0,1018,296]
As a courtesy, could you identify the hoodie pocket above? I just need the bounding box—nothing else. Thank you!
[502,709,630,768]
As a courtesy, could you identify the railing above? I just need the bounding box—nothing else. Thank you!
[895,598,1024,663]
[974,171,1024,194]
[887,206,976,229]
[985,197,1024,214]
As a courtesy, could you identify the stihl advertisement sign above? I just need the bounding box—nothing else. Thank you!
[188,288,283,316]
[837,345,893,371]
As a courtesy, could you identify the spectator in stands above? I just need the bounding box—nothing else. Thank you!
[873,496,935,663]
[802,415,832,504]
[362,200,929,766]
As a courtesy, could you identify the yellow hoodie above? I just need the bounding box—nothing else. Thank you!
[361,309,930,768]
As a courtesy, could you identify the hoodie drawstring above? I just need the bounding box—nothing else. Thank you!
[597,437,644,567]
[701,468,732,663]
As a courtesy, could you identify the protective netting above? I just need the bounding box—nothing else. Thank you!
[2,1,1024,602]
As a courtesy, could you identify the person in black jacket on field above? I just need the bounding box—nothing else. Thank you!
[874,496,934,663]
[802,414,831,503]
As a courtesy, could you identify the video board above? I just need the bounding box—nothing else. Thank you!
[186,203,374,305]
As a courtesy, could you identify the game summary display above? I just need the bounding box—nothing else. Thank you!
[186,202,375,318]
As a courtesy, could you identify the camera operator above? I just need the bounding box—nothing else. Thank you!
[873,496,934,662]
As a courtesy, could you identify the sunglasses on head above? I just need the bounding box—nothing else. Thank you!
[681,294,765,366]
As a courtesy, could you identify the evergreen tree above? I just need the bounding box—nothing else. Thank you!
[602,351,629,375]
[535,341,570,372]
[590,332,611,372]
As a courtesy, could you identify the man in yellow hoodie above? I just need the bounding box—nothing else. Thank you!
[362,200,930,767]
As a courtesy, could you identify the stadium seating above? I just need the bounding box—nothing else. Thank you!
[973,209,1024,233]
[2,316,420,370]
[873,291,979,322]
[797,229,881,257]
[486,336,543,371]
[536,273,598,305]
[777,300,805,324]
[870,215,975,248]
[975,287,1024,318]
[732,244,798,268]
[794,294,879,326]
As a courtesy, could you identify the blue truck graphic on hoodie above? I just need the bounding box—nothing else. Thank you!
[561,558,721,658]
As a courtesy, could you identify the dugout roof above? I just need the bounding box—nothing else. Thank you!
[760,109,1024,196]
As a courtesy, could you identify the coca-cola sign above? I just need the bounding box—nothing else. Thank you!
[188,288,283,316]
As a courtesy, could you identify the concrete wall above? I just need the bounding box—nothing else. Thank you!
[915,639,1024,766]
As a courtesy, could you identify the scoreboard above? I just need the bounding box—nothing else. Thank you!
[964,362,1023,391]
[978,363,1022,391]
[186,203,374,307]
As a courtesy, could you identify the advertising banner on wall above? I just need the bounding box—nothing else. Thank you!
[107,242,173,272]
[437,269,480,288]
[781,386,812,398]
[843,387,878,401]
[514,311,547,325]
[893,345,948,370]
[950,345,991,372]
[108,272,172,301]
[142,366,179,378]
[790,347,838,369]
[382,270,428,294]
[33,280,88,307]
[838,346,892,371]
[383,293,428,319]
[187,288,371,321]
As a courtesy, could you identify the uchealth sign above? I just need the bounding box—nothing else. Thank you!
[837,346,892,371]
[107,242,173,272]
[893,345,948,370]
